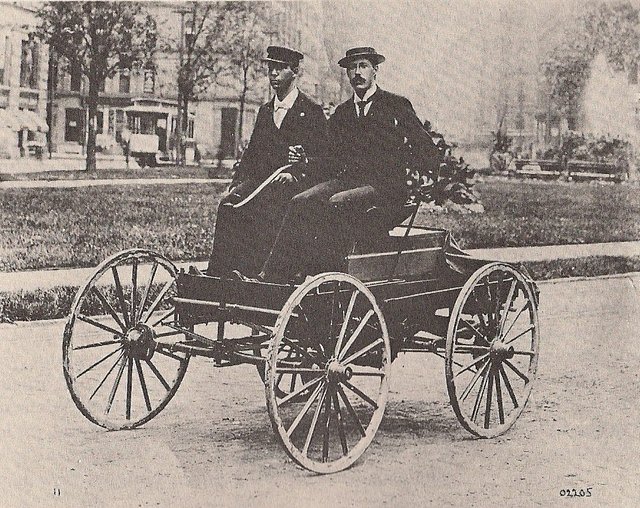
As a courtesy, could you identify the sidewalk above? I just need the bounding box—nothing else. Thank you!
[1,241,638,293]
[0,177,227,189]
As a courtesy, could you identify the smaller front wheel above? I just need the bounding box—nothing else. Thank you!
[265,273,390,473]
[445,263,539,438]
[63,249,190,430]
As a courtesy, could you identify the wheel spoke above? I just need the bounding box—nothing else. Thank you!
[125,356,133,420]
[504,325,535,346]
[286,383,324,437]
[111,265,131,327]
[454,352,490,379]
[342,337,384,366]
[137,262,158,323]
[494,368,505,424]
[135,359,152,412]
[500,301,531,342]
[499,364,519,408]
[470,289,490,335]
[512,350,536,357]
[89,350,124,400]
[74,338,122,351]
[145,359,170,391]
[343,380,378,409]
[503,359,530,383]
[459,318,490,343]
[484,365,494,428]
[77,314,124,337]
[328,282,339,346]
[77,347,122,379]
[335,290,358,356]
[337,309,374,360]
[278,375,323,407]
[471,363,491,423]
[332,389,349,456]
[337,385,366,437]
[150,308,176,328]
[302,386,327,456]
[131,259,138,326]
[497,280,517,338]
[90,286,126,331]
[105,354,128,415]
[322,385,333,462]
[141,279,175,324]
[282,336,322,363]
[460,360,489,402]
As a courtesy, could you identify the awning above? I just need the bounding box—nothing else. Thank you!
[0,109,49,131]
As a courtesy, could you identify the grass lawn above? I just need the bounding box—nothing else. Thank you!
[1,178,639,272]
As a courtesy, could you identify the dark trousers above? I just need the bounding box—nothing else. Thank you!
[261,179,405,281]
[206,179,304,277]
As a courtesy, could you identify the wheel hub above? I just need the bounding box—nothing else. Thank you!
[325,360,353,384]
[489,341,515,362]
[123,323,156,360]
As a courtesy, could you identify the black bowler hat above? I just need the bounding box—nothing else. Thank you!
[263,46,304,66]
[338,47,385,67]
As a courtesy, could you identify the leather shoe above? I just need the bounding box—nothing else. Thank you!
[231,270,261,283]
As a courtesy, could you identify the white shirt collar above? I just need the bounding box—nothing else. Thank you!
[274,86,299,110]
[353,83,378,104]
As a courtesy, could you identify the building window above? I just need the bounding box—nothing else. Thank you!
[143,68,155,93]
[119,70,130,94]
[20,39,39,89]
[96,110,104,134]
[65,108,83,142]
[70,67,82,92]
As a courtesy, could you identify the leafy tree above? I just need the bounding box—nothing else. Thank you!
[36,2,156,171]
[542,1,640,121]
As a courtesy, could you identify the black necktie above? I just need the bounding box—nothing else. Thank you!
[357,99,370,117]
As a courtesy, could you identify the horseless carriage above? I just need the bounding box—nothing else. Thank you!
[62,189,540,474]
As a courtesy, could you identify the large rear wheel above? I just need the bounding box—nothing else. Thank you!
[265,273,390,473]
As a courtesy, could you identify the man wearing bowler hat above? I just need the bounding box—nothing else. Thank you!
[252,46,440,283]
[205,45,328,277]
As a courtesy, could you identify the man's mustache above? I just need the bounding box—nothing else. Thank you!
[351,77,365,85]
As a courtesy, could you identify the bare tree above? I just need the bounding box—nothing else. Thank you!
[36,2,156,172]
[218,2,273,155]
[166,2,227,166]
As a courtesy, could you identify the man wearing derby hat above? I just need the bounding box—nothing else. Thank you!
[256,46,440,282]
[206,45,328,277]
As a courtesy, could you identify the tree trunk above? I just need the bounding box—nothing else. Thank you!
[176,89,183,167]
[237,65,248,158]
[86,77,99,172]
[182,95,189,167]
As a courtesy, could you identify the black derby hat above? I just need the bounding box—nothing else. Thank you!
[338,47,385,67]
[263,46,304,66]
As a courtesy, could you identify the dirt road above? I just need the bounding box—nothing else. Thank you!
[1,275,638,507]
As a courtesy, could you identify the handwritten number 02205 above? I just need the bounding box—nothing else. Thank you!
[560,488,592,497]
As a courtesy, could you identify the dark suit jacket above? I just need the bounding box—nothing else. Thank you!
[329,87,440,200]
[232,90,329,187]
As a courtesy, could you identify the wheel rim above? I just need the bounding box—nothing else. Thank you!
[62,249,189,430]
[266,273,390,474]
[445,263,539,438]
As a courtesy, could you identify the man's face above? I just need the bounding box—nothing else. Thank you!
[346,58,376,94]
[268,62,296,94]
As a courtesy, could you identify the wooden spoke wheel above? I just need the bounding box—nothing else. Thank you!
[62,249,190,430]
[265,273,390,474]
[445,263,539,438]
